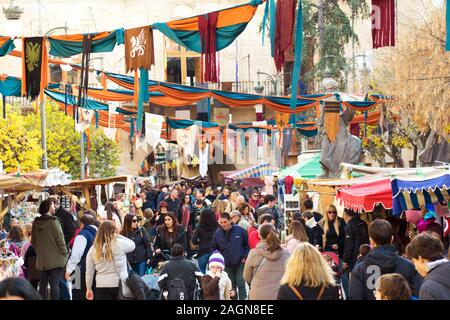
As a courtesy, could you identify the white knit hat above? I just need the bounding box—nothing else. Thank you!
[208,251,225,270]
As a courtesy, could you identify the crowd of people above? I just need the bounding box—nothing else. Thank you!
[0,182,449,301]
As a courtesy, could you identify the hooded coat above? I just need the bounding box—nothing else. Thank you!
[420,259,450,300]
[243,242,290,300]
[349,245,422,300]
[31,215,68,271]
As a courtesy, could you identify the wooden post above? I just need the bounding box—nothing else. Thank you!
[84,188,91,209]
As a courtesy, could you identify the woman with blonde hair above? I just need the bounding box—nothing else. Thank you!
[277,242,339,300]
[85,220,135,300]
[20,223,33,258]
[284,220,309,254]
[225,192,240,213]
[314,204,346,257]
[244,224,290,300]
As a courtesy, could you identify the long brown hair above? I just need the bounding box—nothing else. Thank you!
[323,204,340,249]
[120,214,136,237]
[105,201,121,223]
[160,212,180,243]
[375,273,412,300]
[288,220,309,242]
[259,224,281,252]
[93,220,117,262]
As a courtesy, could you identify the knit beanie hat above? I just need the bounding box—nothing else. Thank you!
[159,201,168,209]
[208,251,225,270]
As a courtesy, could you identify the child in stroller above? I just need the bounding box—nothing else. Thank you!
[322,251,346,300]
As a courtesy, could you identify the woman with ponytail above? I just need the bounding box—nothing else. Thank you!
[243,224,290,300]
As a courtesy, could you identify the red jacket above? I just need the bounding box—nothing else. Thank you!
[247,226,260,249]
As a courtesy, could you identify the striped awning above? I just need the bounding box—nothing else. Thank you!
[226,163,279,180]
[391,173,450,215]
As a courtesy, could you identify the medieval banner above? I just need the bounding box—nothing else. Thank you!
[125,26,155,72]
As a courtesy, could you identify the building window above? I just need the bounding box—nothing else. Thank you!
[165,39,202,84]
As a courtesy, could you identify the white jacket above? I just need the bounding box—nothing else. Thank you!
[85,235,135,290]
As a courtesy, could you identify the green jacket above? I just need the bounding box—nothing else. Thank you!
[31,215,68,271]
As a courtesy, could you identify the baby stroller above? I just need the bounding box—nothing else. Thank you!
[158,279,202,300]
[148,250,172,273]
[322,251,346,300]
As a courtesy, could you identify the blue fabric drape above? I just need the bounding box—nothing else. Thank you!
[167,118,218,129]
[345,101,378,110]
[212,90,261,100]
[289,0,303,110]
[269,0,276,57]
[266,96,315,108]
[136,68,150,132]
[297,128,317,137]
[48,29,125,57]
[447,0,450,51]
[0,76,21,97]
[45,89,108,111]
[162,82,209,93]
[95,111,99,129]
[104,72,158,87]
[0,38,15,57]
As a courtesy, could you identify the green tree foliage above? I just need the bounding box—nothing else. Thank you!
[23,102,81,177]
[88,128,120,178]
[0,112,43,173]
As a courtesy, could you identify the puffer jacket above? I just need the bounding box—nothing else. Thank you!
[85,235,135,290]
[243,242,290,300]
[126,228,152,264]
[420,259,450,300]
[349,245,422,300]
[31,215,68,271]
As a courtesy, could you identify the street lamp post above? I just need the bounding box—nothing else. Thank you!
[38,25,69,170]
[322,53,368,92]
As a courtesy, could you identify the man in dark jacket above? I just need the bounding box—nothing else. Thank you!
[342,209,370,271]
[166,189,181,215]
[406,232,450,300]
[49,197,77,247]
[211,212,249,300]
[158,244,202,300]
[31,199,68,300]
[349,219,422,300]
[256,195,283,231]
[64,214,98,300]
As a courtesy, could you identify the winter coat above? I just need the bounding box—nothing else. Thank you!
[256,205,283,229]
[158,255,203,300]
[201,271,232,300]
[85,235,135,290]
[178,204,195,229]
[419,259,450,300]
[243,242,290,300]
[349,245,422,300]
[315,217,346,257]
[55,206,77,246]
[126,272,159,300]
[248,226,260,250]
[153,226,187,252]
[342,216,369,268]
[191,225,218,257]
[31,215,68,271]
[166,198,181,214]
[211,225,250,267]
[284,236,306,254]
[277,283,340,300]
[126,228,153,264]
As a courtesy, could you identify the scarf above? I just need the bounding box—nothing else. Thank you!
[372,0,396,49]
[198,12,219,82]
[181,205,190,228]
[206,270,232,300]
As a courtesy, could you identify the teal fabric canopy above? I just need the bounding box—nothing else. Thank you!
[0,76,21,97]
[274,154,322,179]
[447,0,450,51]
[48,29,125,58]
[0,38,15,57]
[166,118,219,129]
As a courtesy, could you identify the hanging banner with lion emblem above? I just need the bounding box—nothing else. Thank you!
[22,37,47,100]
[125,26,155,72]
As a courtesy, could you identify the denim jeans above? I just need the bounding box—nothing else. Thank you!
[197,253,211,274]
[59,279,71,300]
[39,268,63,300]
[225,264,247,300]
[130,260,147,277]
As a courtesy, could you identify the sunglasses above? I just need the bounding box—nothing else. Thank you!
[132,219,138,222]
[327,211,337,214]
[252,195,259,198]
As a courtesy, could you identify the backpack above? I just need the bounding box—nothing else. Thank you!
[167,278,189,300]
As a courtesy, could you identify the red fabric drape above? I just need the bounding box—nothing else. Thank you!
[372,0,396,49]
[199,12,219,82]
[274,0,298,72]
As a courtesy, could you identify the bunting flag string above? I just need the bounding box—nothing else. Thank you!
[0,36,15,57]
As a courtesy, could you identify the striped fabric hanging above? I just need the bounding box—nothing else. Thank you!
[323,101,340,142]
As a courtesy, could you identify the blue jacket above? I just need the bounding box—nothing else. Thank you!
[77,225,97,273]
[211,225,249,267]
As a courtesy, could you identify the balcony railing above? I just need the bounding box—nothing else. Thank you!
[182,79,286,96]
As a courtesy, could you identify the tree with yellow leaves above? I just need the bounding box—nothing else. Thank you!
[371,2,449,166]
[0,112,43,173]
